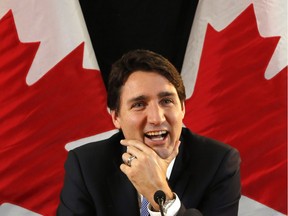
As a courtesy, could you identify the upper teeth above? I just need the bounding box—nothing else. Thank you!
[146,130,167,136]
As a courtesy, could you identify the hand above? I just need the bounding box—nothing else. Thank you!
[120,139,180,210]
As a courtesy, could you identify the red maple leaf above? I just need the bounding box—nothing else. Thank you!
[0,11,115,215]
[183,4,287,214]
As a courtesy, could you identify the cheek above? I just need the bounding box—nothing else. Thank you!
[122,114,145,130]
[170,110,184,123]
[122,115,147,141]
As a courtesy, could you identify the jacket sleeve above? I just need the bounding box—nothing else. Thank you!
[198,147,241,215]
[57,150,95,216]
[177,147,241,216]
[177,204,202,216]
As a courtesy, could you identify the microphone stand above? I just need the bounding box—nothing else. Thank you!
[154,190,166,216]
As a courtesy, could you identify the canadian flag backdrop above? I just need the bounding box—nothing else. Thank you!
[0,0,287,216]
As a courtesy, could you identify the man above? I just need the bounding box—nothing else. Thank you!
[57,50,241,216]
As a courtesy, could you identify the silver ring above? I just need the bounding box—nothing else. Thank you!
[127,155,137,167]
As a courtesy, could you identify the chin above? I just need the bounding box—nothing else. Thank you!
[154,148,172,159]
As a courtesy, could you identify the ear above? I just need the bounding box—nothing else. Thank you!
[110,110,121,129]
[181,101,186,118]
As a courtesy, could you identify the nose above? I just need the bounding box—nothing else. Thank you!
[147,102,166,125]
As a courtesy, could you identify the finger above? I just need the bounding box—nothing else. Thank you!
[120,163,129,174]
[122,152,140,168]
[126,146,149,161]
[120,139,142,148]
[122,152,133,164]
[122,152,128,164]
[120,139,151,152]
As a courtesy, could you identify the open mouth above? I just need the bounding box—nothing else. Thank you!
[144,130,168,141]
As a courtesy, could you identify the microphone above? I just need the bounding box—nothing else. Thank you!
[154,190,166,216]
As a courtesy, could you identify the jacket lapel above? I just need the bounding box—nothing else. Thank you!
[107,142,140,216]
[169,131,193,199]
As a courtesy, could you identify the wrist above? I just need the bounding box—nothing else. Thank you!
[166,191,174,200]
[163,193,176,213]
[150,192,176,212]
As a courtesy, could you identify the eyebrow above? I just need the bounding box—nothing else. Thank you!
[127,95,147,104]
[157,91,177,98]
[127,91,177,104]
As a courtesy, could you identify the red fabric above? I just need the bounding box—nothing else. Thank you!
[0,11,114,215]
[1,4,287,215]
[183,5,287,214]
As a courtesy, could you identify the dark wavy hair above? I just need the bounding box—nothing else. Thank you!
[107,49,186,112]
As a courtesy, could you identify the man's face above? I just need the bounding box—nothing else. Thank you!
[111,71,185,159]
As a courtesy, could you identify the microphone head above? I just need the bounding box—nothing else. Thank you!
[154,190,166,204]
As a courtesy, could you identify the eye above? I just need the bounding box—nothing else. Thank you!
[131,102,146,110]
[161,98,173,105]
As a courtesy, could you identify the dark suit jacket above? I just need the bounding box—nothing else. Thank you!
[57,128,241,216]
